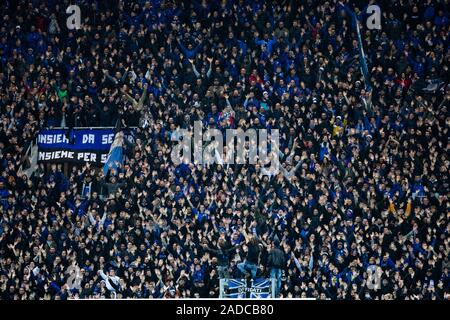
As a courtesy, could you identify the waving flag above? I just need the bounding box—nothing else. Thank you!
[338,2,372,91]
[103,130,124,176]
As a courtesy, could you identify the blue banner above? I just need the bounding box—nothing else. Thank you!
[38,129,116,151]
[37,128,134,164]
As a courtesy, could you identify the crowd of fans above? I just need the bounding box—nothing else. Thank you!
[0,0,449,300]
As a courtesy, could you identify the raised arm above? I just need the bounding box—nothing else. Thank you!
[285,137,298,163]
[291,252,303,272]
[121,88,138,107]
[206,57,213,78]
[120,69,128,83]
[98,269,108,281]
[177,38,189,57]
[189,59,201,78]
[135,83,148,111]
[242,227,251,243]
[103,70,118,85]
[184,191,196,209]
[223,93,235,114]
[88,211,96,225]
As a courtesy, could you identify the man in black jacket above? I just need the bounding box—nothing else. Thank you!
[267,239,285,297]
[237,228,263,279]
[202,238,236,279]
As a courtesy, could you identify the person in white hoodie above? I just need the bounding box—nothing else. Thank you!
[98,268,121,299]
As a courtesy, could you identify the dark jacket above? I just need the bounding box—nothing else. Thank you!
[268,248,285,269]
[246,241,261,265]
[205,245,236,267]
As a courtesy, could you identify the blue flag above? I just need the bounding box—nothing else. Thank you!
[103,131,124,176]
[338,2,372,91]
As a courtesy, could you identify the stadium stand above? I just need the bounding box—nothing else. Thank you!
[0,0,448,299]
